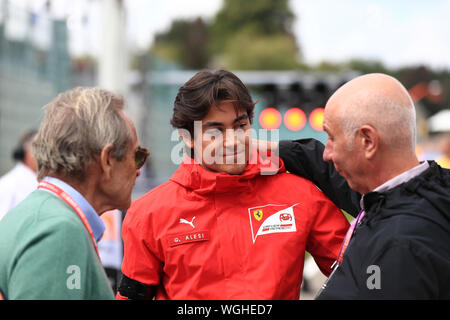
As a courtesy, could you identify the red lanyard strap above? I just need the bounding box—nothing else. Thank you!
[335,210,365,266]
[38,181,100,259]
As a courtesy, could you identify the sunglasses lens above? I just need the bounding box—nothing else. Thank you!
[135,147,149,169]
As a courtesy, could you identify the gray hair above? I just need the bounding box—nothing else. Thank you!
[339,92,416,152]
[32,87,133,181]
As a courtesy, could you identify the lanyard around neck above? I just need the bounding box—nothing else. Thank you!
[38,180,100,260]
[334,209,366,266]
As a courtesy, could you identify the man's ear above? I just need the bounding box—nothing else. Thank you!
[100,143,115,179]
[178,129,194,149]
[358,125,379,160]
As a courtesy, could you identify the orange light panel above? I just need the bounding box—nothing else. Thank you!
[309,108,325,131]
[284,108,306,131]
[259,108,282,130]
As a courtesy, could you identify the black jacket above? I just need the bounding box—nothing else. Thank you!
[279,139,450,299]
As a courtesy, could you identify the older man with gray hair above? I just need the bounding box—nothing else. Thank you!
[0,87,149,300]
[276,73,450,299]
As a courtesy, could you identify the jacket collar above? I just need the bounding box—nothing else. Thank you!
[362,161,445,219]
[169,149,285,195]
[361,161,429,211]
[373,161,429,193]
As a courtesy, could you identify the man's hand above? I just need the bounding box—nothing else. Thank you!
[251,139,279,153]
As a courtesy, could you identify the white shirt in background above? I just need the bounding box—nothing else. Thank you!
[0,163,38,221]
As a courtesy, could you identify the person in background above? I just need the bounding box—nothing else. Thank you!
[98,209,124,292]
[0,130,38,220]
[0,87,149,299]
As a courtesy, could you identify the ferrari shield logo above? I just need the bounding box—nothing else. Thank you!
[248,204,299,244]
[253,209,263,221]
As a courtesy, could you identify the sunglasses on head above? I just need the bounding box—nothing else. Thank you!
[135,146,150,169]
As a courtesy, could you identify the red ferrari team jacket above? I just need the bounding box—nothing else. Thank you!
[118,153,349,300]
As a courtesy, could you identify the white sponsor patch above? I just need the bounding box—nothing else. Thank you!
[249,203,299,243]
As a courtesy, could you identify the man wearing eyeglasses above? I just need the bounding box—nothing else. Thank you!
[0,87,149,300]
[117,70,350,300]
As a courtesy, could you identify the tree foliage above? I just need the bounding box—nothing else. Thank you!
[221,28,299,70]
[150,0,301,70]
[152,18,210,69]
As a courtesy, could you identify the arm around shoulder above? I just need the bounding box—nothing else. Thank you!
[279,138,361,217]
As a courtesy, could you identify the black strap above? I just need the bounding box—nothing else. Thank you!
[118,274,156,300]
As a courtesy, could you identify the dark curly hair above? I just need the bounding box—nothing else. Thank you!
[170,69,256,137]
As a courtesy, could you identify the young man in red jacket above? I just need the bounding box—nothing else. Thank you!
[117,70,349,300]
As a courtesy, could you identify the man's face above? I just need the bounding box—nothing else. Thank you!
[193,102,251,175]
[322,106,367,194]
[108,113,141,210]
